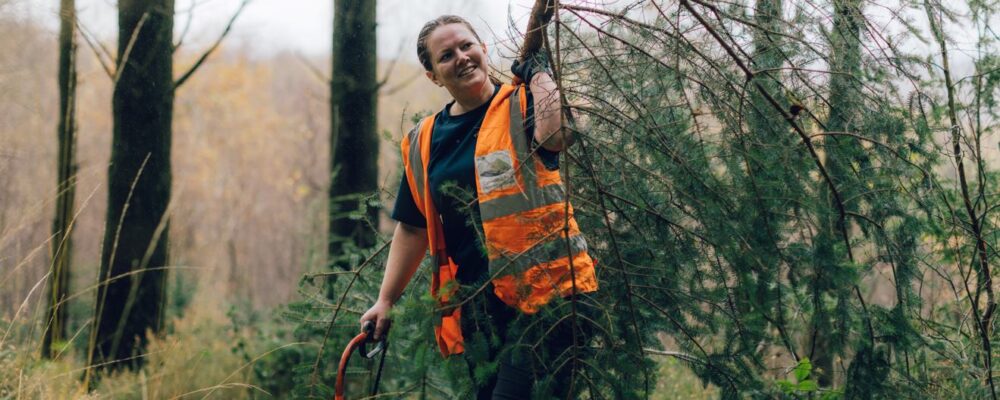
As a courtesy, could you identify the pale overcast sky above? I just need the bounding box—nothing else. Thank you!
[21,0,540,62]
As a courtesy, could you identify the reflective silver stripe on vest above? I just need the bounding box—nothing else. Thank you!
[479,183,566,221]
[407,124,424,199]
[489,233,588,275]
[507,89,538,192]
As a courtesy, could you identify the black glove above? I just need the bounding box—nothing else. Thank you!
[511,51,551,86]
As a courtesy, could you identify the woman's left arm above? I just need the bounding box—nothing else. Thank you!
[530,71,574,152]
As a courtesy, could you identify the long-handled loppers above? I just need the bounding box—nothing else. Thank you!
[334,321,388,400]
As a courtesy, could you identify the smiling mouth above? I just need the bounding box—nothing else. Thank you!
[458,65,477,78]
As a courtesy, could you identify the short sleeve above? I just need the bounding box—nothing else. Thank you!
[390,174,426,228]
[525,89,560,171]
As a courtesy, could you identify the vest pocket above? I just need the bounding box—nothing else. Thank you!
[476,150,517,194]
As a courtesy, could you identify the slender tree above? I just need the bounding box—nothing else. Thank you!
[733,0,800,367]
[87,0,174,372]
[816,0,865,388]
[42,0,77,360]
[924,1,998,398]
[328,0,378,270]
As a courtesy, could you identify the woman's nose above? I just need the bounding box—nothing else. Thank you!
[456,49,471,64]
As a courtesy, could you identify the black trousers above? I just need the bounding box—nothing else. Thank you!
[459,285,592,400]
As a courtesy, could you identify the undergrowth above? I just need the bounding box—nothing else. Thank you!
[0,290,714,399]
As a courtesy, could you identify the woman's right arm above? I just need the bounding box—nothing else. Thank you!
[360,221,428,340]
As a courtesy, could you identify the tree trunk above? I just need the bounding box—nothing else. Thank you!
[42,0,77,360]
[87,0,173,373]
[328,0,378,271]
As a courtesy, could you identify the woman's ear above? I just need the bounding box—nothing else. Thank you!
[425,70,441,87]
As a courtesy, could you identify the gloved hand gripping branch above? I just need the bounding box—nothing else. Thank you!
[513,0,556,86]
[511,51,552,87]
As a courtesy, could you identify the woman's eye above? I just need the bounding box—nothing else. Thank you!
[461,43,472,50]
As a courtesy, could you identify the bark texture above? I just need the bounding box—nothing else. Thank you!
[328,0,379,269]
[88,0,174,372]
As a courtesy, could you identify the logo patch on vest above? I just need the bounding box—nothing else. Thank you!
[476,150,517,194]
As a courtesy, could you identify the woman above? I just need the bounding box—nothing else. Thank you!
[360,15,599,399]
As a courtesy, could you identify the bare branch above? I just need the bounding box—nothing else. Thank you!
[76,19,115,79]
[173,0,252,90]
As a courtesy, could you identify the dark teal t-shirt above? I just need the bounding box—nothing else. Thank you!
[391,85,559,284]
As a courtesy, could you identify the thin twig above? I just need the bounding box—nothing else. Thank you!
[174,0,251,89]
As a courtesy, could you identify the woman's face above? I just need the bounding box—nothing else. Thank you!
[424,23,489,98]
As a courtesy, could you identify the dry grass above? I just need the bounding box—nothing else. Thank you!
[0,344,94,399]
[94,295,260,399]
[0,290,285,399]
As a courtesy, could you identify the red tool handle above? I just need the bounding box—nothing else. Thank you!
[334,325,371,400]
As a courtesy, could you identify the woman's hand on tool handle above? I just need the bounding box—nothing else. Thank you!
[360,222,429,340]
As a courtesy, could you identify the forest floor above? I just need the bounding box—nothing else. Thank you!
[1,290,716,399]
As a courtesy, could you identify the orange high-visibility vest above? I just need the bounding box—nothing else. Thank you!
[400,83,599,357]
